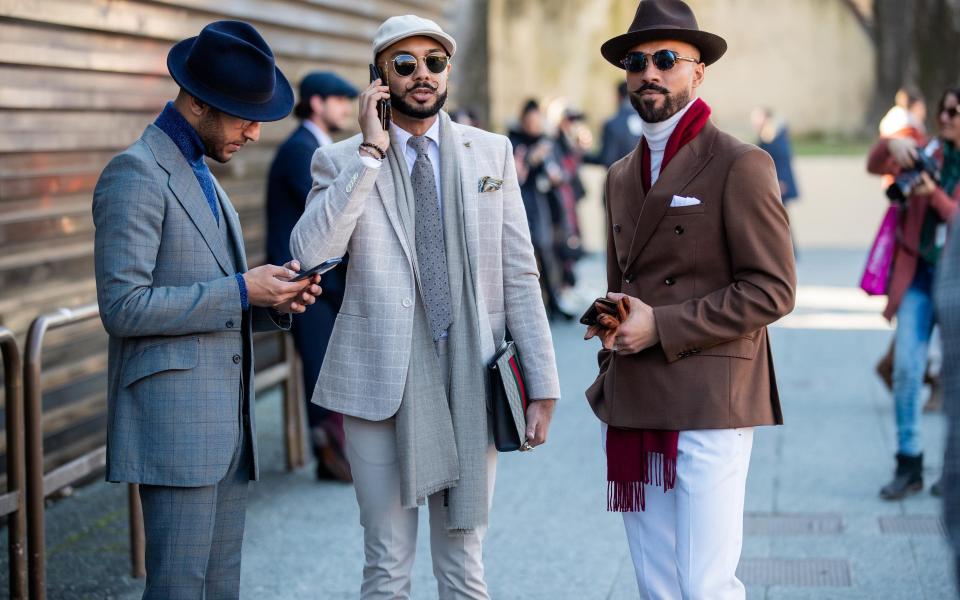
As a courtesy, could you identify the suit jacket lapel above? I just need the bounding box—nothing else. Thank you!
[624,122,717,270]
[213,177,247,272]
[144,125,235,276]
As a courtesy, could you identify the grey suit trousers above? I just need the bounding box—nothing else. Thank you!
[139,426,251,600]
[343,341,498,600]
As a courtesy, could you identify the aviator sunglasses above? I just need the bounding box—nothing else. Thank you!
[389,53,450,77]
[621,50,700,73]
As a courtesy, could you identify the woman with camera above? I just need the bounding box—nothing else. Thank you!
[867,88,960,500]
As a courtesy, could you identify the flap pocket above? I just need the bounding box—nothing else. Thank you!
[122,337,200,387]
[699,335,759,360]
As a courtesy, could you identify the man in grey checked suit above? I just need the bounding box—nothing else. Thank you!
[92,21,320,599]
[290,15,561,599]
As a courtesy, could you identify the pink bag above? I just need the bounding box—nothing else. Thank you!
[860,206,898,296]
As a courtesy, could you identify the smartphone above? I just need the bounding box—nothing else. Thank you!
[369,63,391,130]
[290,257,343,282]
[579,298,619,327]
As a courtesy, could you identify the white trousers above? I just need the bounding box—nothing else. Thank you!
[604,426,754,600]
[344,414,497,600]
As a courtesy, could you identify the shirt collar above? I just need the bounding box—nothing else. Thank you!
[302,119,333,147]
[391,117,441,153]
[154,101,206,166]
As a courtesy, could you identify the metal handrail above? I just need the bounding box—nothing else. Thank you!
[22,304,144,600]
[22,307,307,598]
[0,327,27,599]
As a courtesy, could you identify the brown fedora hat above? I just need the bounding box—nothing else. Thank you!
[601,0,727,68]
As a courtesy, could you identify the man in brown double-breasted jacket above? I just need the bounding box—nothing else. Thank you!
[586,1,796,599]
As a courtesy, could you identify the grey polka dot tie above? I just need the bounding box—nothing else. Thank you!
[409,135,452,340]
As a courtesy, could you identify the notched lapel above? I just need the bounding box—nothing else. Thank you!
[145,126,235,276]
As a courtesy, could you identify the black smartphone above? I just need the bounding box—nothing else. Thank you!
[579,298,619,327]
[368,63,391,130]
[290,257,343,282]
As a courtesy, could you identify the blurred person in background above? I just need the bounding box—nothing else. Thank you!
[586,81,643,167]
[509,99,574,320]
[874,87,943,414]
[450,107,479,127]
[880,86,928,140]
[751,107,799,256]
[867,87,960,500]
[553,107,592,286]
[266,71,359,483]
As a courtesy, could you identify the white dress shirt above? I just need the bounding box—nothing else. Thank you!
[359,118,443,208]
[302,119,333,148]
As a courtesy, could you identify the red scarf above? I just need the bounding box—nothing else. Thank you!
[607,98,712,512]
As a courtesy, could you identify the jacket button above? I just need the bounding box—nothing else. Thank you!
[402,298,413,308]
[613,224,622,234]
[674,225,684,235]
[665,277,676,286]
[232,354,241,364]
[677,351,687,359]
[624,274,634,283]
[226,320,234,328]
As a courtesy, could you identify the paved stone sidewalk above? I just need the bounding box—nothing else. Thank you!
[2,249,955,599]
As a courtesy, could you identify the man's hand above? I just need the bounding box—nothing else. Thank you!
[524,399,556,448]
[273,260,322,314]
[359,78,390,151]
[242,260,317,310]
[605,292,659,354]
[888,137,919,169]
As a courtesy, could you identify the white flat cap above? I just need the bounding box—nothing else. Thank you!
[372,15,457,60]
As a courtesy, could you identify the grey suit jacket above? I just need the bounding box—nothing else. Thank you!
[290,116,561,421]
[93,124,288,487]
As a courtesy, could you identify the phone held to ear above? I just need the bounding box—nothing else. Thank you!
[369,63,391,131]
[289,257,343,282]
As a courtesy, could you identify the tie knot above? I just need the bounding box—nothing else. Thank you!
[408,135,431,157]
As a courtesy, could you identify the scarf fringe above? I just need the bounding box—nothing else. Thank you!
[607,451,677,512]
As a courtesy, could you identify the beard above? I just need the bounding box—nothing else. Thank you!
[391,83,448,120]
[629,83,691,123]
[197,110,241,163]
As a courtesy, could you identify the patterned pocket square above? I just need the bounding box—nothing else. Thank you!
[479,176,504,193]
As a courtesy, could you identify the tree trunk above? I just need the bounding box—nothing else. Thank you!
[869,0,917,129]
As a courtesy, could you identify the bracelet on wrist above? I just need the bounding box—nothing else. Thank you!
[359,142,386,160]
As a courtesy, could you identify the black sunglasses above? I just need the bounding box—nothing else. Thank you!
[621,50,700,73]
[942,106,960,119]
[390,53,449,77]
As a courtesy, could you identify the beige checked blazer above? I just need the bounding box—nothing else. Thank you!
[290,115,561,421]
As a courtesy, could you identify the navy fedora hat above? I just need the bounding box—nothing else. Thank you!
[167,20,294,122]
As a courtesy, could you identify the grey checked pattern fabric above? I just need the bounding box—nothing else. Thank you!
[290,111,562,421]
[935,216,960,576]
[93,123,288,487]
[409,135,453,341]
[139,430,250,600]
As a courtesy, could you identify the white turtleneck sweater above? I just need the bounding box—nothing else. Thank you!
[641,99,696,186]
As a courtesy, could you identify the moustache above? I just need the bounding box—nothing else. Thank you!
[406,83,438,93]
[630,83,670,96]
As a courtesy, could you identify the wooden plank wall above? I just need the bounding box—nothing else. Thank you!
[0,0,448,473]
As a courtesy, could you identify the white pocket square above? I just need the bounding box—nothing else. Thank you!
[670,195,701,208]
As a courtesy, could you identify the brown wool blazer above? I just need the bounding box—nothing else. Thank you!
[586,120,797,431]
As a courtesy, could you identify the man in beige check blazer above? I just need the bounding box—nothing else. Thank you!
[290,15,560,600]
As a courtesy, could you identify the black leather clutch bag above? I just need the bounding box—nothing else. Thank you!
[488,340,529,452]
